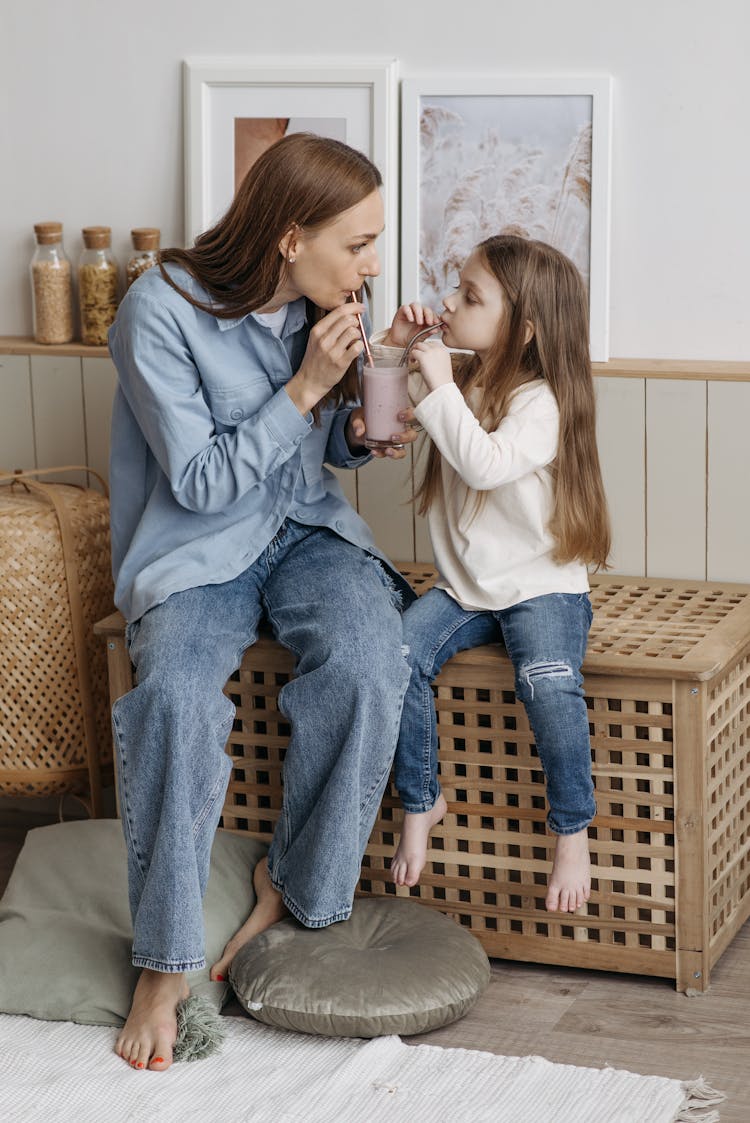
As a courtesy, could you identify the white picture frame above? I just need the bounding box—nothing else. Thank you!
[183,56,399,330]
[401,76,613,361]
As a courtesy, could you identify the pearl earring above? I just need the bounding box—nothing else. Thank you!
[288,254,296,264]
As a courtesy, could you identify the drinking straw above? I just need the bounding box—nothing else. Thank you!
[398,322,444,366]
[350,291,375,366]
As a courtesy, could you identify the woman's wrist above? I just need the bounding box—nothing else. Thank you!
[284,371,326,416]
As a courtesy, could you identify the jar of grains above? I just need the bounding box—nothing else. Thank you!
[126,227,160,288]
[30,222,74,344]
[78,226,119,346]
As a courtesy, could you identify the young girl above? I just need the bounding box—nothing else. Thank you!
[381,234,611,913]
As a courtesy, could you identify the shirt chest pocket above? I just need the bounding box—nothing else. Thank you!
[205,377,273,433]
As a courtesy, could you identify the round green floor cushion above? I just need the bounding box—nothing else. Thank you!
[229,897,491,1038]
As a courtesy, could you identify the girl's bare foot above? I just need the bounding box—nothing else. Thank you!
[210,856,289,981]
[391,793,448,887]
[115,968,189,1071]
[546,828,591,912]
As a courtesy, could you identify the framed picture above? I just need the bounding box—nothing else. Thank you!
[183,57,399,329]
[401,77,613,361]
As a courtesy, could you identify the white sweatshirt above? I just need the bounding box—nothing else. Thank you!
[411,375,590,611]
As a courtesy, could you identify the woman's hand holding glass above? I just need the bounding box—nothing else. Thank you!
[345,407,419,459]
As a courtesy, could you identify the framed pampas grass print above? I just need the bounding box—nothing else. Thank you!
[401,77,613,360]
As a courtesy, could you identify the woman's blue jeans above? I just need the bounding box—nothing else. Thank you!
[394,587,596,834]
[111,521,410,973]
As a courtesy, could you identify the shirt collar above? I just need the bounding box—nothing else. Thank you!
[216,296,308,335]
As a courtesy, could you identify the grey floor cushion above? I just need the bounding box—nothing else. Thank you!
[0,818,267,1027]
[229,895,491,1037]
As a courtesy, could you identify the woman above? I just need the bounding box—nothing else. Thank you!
[108,134,416,1071]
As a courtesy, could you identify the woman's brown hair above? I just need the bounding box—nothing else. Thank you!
[417,234,611,570]
[158,133,382,410]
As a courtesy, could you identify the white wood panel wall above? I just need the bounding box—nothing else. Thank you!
[595,377,646,576]
[646,379,707,579]
[707,382,750,583]
[1,354,117,489]
[1,356,748,580]
[0,355,35,472]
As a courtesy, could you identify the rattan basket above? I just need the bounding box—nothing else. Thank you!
[0,467,115,814]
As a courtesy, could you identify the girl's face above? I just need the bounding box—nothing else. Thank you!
[440,250,508,360]
[284,189,383,310]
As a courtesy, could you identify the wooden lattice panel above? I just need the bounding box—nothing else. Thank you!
[707,652,750,952]
[586,576,750,682]
[361,665,677,977]
[97,567,750,990]
[220,655,292,837]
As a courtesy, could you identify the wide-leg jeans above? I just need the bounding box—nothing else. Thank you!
[394,587,596,835]
[112,520,410,972]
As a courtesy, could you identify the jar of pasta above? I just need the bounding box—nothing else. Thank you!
[126,227,160,288]
[30,222,74,344]
[78,226,119,346]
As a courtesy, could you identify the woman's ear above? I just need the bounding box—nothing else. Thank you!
[278,226,299,264]
[524,320,535,345]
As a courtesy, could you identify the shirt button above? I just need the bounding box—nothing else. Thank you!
[230,408,243,420]
[335,520,344,532]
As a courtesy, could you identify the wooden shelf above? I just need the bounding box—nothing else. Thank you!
[0,336,109,359]
[0,336,748,380]
[591,357,750,382]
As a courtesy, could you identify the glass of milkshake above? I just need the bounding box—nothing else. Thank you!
[362,360,410,450]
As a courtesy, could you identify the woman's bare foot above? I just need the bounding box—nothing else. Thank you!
[115,968,189,1071]
[210,857,289,981]
[391,793,448,888]
[546,828,591,912]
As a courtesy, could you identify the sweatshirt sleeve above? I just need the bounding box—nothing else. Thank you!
[414,381,559,490]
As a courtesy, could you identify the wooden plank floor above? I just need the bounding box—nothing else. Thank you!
[2,810,746,1119]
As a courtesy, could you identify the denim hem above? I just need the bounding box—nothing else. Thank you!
[132,955,206,973]
[546,815,595,836]
[400,795,440,814]
[272,878,352,929]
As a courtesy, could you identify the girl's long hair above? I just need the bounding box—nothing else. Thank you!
[417,234,611,570]
[158,132,382,411]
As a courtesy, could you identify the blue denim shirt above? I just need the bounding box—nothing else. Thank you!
[108,264,391,623]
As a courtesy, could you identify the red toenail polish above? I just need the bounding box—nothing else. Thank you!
[216,974,225,981]
[154,1057,165,1063]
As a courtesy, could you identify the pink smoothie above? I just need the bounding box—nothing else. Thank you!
[363,365,409,449]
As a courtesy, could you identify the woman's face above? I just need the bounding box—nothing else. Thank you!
[440,250,508,360]
[284,189,383,310]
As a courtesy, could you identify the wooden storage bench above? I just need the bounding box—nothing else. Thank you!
[95,566,750,993]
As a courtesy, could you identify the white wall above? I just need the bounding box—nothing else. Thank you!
[2,0,748,358]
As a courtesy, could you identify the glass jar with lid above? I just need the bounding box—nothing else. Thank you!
[126,227,160,289]
[78,226,119,346]
[30,222,74,344]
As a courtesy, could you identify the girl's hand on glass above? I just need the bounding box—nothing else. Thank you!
[346,407,419,460]
[382,303,442,349]
[410,339,453,392]
[397,406,424,435]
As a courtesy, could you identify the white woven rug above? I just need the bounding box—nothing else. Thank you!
[0,1013,724,1123]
